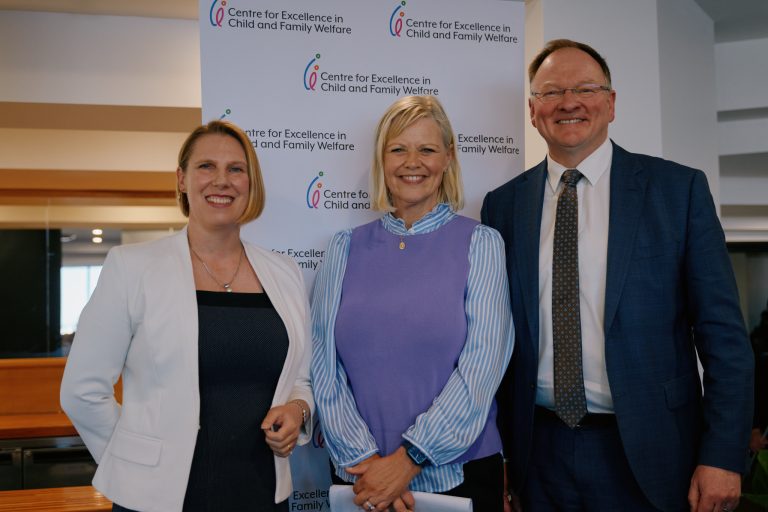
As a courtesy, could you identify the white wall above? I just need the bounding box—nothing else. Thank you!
[524,0,664,161]
[657,0,720,206]
[714,36,768,236]
[715,38,768,112]
[0,11,200,107]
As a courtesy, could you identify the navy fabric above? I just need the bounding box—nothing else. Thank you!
[182,291,289,512]
[482,142,753,511]
[522,407,662,511]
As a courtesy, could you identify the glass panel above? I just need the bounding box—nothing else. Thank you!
[0,224,176,358]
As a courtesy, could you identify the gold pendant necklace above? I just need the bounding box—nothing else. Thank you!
[399,235,406,250]
[189,242,244,292]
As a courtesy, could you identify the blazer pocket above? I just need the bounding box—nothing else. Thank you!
[110,428,163,466]
[663,373,698,410]
[633,240,679,260]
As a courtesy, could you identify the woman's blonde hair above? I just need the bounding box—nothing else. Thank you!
[371,95,463,212]
[176,120,265,224]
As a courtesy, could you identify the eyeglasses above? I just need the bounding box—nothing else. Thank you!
[530,84,612,103]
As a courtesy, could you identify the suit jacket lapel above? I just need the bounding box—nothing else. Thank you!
[604,143,647,334]
[514,160,547,350]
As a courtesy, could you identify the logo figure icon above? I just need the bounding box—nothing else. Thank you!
[219,108,231,120]
[209,0,226,27]
[303,54,321,91]
[389,1,406,37]
[306,172,324,209]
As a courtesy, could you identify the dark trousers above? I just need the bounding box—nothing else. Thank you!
[522,406,665,512]
[332,452,504,512]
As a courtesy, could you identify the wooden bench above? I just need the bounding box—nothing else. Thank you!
[0,485,112,512]
[0,357,76,440]
[0,357,120,440]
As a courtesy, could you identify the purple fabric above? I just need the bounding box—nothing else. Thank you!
[335,215,501,462]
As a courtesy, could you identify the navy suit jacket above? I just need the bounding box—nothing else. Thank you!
[481,142,753,510]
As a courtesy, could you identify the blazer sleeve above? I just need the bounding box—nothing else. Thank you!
[685,170,754,472]
[60,247,133,463]
[286,265,314,445]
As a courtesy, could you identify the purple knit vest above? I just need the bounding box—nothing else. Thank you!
[335,215,501,463]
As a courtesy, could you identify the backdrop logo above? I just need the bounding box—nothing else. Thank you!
[219,108,231,119]
[306,171,324,209]
[209,0,227,27]
[389,1,406,37]
[303,53,321,91]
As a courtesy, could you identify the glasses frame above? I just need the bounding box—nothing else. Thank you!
[530,84,612,103]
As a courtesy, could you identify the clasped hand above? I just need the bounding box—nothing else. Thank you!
[347,448,420,512]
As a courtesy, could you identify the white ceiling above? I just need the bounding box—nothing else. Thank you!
[1,0,768,41]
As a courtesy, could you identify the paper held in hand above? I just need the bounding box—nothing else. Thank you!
[328,484,473,512]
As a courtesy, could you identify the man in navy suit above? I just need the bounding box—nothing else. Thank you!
[482,39,753,511]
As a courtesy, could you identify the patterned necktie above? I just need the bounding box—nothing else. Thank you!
[553,169,587,428]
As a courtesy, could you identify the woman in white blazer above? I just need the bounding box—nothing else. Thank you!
[60,120,313,512]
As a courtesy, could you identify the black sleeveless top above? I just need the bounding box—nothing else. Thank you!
[182,291,289,512]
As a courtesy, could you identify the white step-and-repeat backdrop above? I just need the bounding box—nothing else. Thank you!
[200,1,524,508]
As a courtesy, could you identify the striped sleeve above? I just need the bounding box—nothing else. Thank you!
[310,230,379,472]
[403,224,514,469]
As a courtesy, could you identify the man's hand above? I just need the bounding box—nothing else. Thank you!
[688,465,740,512]
[502,460,522,512]
[750,428,767,453]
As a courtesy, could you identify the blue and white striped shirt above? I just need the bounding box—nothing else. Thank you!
[311,203,514,492]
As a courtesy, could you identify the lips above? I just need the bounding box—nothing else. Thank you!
[206,195,234,205]
[557,118,585,125]
[400,175,426,183]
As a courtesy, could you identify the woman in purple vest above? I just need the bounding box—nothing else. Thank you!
[312,95,514,512]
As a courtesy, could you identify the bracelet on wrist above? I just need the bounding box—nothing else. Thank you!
[289,400,308,424]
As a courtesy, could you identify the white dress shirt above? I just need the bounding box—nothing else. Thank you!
[536,137,614,413]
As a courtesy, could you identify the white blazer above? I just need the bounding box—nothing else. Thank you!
[60,229,313,512]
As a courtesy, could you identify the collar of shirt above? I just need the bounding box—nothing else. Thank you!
[546,137,613,193]
[381,203,456,236]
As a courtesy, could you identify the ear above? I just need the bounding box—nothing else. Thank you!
[608,89,616,123]
[176,167,186,193]
[529,98,537,127]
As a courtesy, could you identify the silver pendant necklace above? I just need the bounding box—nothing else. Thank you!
[189,242,244,293]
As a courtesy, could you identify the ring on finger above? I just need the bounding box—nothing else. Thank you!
[364,500,375,511]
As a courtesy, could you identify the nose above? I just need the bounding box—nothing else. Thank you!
[404,150,420,168]
[557,89,581,109]
[212,167,229,186]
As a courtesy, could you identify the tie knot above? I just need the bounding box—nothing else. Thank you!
[561,169,583,188]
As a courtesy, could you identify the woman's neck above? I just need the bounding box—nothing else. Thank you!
[186,222,242,256]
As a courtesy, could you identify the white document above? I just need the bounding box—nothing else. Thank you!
[329,484,472,512]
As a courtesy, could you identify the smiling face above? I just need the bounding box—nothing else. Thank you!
[529,47,616,168]
[383,117,452,225]
[176,133,250,232]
